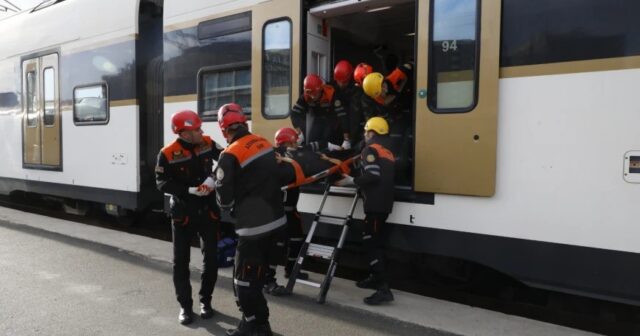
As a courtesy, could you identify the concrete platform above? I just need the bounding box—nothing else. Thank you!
[0,206,600,336]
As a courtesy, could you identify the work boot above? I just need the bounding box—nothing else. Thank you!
[178,307,194,325]
[264,280,291,296]
[226,319,254,336]
[200,302,214,319]
[255,322,274,336]
[356,274,380,289]
[363,286,394,306]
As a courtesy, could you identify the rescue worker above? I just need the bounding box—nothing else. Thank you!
[290,74,351,150]
[362,65,414,186]
[330,60,360,145]
[350,63,386,138]
[214,103,286,336]
[155,109,221,325]
[354,117,395,305]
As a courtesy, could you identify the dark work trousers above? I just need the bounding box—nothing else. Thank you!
[234,228,282,324]
[267,209,304,280]
[172,212,219,309]
[362,213,389,286]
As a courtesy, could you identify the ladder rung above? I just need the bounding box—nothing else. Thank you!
[318,215,346,225]
[307,243,335,259]
[328,186,358,195]
[296,279,321,288]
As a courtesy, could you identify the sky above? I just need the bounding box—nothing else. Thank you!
[0,0,44,20]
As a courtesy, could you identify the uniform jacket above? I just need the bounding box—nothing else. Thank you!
[290,84,348,136]
[214,128,286,238]
[354,136,395,214]
[155,136,222,221]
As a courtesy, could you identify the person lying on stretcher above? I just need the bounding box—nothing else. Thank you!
[274,127,356,190]
[264,127,357,296]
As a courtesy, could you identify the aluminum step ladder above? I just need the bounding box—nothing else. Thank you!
[285,183,359,304]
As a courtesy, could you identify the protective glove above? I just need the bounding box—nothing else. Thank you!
[334,174,355,187]
[327,143,342,151]
[188,180,213,197]
[341,139,351,150]
[296,131,305,146]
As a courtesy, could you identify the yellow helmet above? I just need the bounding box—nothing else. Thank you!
[362,72,384,99]
[364,117,389,135]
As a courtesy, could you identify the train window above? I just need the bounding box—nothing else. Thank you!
[427,0,479,113]
[501,0,640,66]
[262,18,292,119]
[73,84,108,125]
[198,63,251,121]
[26,71,37,127]
[43,68,55,126]
[198,12,251,41]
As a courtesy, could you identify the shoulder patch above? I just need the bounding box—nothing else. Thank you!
[366,154,376,163]
[334,100,342,107]
[173,150,183,159]
[155,166,164,173]
[216,168,224,181]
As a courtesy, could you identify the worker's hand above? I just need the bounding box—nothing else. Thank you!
[275,152,283,163]
[297,132,305,146]
[341,139,351,150]
[334,174,354,186]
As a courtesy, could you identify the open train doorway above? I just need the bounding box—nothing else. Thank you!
[307,0,416,189]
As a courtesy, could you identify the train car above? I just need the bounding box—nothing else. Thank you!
[2,0,640,307]
[161,0,640,306]
[0,0,164,215]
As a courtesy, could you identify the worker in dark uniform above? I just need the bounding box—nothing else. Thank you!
[290,74,351,150]
[354,117,396,305]
[350,63,386,138]
[214,103,286,336]
[330,60,361,145]
[155,109,221,325]
[362,65,414,185]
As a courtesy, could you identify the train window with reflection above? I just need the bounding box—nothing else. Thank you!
[73,84,108,125]
[427,0,479,113]
[43,68,55,126]
[198,64,251,121]
[262,18,292,119]
[26,71,37,127]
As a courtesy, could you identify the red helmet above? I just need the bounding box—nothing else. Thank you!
[217,103,246,136]
[303,74,324,101]
[333,60,353,85]
[274,127,298,147]
[171,109,202,134]
[353,63,374,86]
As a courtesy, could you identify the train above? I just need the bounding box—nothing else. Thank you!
[1,0,639,306]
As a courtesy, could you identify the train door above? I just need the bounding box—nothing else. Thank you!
[250,0,301,138]
[22,53,61,169]
[311,0,416,188]
[414,0,501,196]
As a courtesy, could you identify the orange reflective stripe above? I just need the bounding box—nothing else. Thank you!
[370,144,395,162]
[224,134,272,167]
[386,67,407,92]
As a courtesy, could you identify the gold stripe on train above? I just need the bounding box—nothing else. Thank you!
[500,55,640,78]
